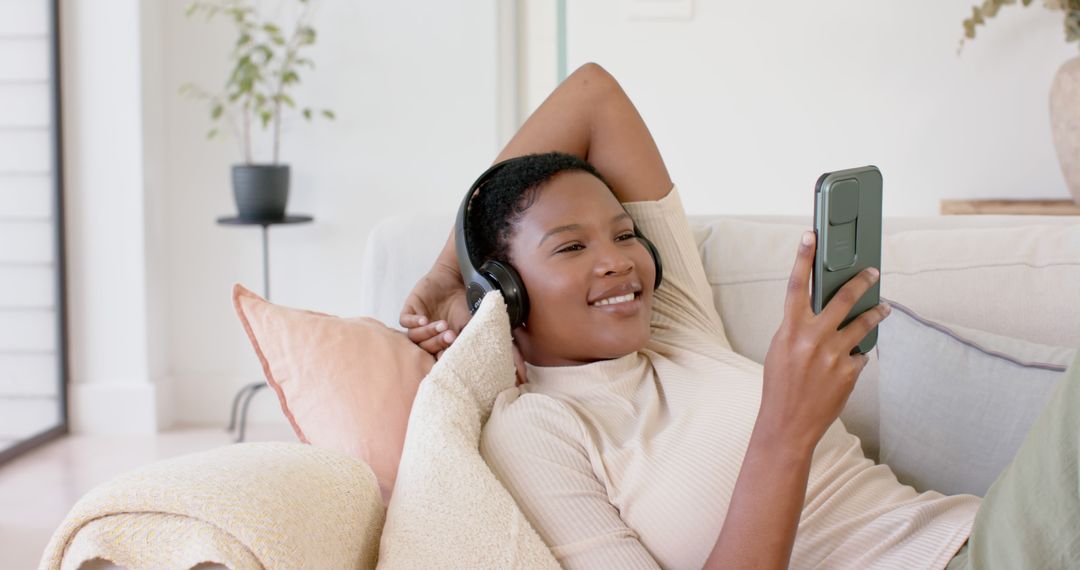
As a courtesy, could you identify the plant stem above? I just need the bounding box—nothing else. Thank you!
[243,96,252,164]
[271,1,313,165]
[273,97,282,164]
[228,110,245,160]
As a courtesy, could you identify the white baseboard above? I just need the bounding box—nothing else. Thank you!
[170,372,291,428]
[70,377,174,435]
[70,374,292,432]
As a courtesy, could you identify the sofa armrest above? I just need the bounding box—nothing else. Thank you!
[41,442,385,570]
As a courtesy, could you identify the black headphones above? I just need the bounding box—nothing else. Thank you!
[455,155,663,329]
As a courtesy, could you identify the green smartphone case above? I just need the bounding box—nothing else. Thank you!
[812,165,883,354]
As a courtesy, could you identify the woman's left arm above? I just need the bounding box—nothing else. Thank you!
[703,232,891,569]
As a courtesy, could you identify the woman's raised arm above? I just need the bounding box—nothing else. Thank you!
[400,62,672,354]
[494,62,672,202]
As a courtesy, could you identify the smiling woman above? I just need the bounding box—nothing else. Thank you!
[506,170,653,364]
[394,62,986,570]
[465,158,658,366]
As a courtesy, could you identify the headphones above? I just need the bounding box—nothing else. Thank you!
[455,155,663,329]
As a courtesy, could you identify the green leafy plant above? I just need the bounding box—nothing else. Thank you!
[179,0,335,164]
[961,0,1080,52]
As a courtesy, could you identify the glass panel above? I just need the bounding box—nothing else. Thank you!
[0,0,67,462]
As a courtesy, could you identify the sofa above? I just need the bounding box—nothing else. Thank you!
[43,208,1080,569]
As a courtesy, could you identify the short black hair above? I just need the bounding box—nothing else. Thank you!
[465,151,612,266]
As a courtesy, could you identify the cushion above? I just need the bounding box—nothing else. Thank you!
[877,300,1077,497]
[377,291,560,569]
[231,283,434,504]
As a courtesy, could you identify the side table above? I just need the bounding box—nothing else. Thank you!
[217,214,314,442]
[940,198,1080,215]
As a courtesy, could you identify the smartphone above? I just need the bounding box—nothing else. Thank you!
[812,166,883,355]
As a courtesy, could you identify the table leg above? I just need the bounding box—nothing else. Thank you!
[226,382,259,433]
[235,383,267,443]
[261,224,270,300]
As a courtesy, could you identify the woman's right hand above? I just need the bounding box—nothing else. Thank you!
[758,230,892,454]
[400,258,530,385]
[399,261,473,358]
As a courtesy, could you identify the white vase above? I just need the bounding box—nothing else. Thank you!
[1049,56,1080,206]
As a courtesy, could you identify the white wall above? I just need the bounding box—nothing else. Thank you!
[161,1,501,425]
[557,0,1077,216]
[62,1,1077,430]
[62,0,169,434]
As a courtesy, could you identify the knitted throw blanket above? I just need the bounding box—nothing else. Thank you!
[39,442,385,570]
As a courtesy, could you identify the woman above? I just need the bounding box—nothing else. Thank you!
[398,63,1080,569]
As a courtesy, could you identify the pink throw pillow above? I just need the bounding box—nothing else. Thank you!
[231,283,434,505]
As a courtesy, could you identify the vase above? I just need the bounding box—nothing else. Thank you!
[231,164,290,221]
[1049,57,1080,206]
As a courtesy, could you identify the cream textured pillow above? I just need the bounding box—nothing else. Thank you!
[377,291,560,569]
[231,283,434,504]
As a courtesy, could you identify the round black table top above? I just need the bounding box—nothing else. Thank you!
[216,214,314,226]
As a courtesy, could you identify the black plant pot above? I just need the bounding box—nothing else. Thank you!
[232,164,290,221]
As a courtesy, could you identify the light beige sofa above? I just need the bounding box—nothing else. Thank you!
[362,211,1080,462]
[44,211,1080,570]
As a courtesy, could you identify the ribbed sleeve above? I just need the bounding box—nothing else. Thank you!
[480,390,661,569]
[623,186,731,348]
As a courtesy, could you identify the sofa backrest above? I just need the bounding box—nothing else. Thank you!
[688,214,1080,460]
[360,213,1080,460]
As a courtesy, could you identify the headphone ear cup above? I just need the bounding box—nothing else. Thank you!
[479,259,530,329]
[463,276,494,316]
[635,232,663,291]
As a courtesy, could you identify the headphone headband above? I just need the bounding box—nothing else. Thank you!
[455,157,529,316]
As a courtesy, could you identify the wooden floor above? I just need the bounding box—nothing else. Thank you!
[0,423,296,569]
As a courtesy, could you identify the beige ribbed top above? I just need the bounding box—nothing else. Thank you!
[479,185,981,570]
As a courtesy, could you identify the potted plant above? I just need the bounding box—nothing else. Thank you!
[180,0,335,220]
[960,0,1080,205]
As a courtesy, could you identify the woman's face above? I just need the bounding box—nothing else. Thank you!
[506,170,655,366]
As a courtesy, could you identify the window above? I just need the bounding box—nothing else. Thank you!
[0,0,68,465]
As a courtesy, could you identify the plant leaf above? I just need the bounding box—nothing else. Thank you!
[303,108,312,120]
[321,109,335,120]
[299,26,316,45]
[1067,10,1080,40]
[971,6,985,25]
[255,44,274,63]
